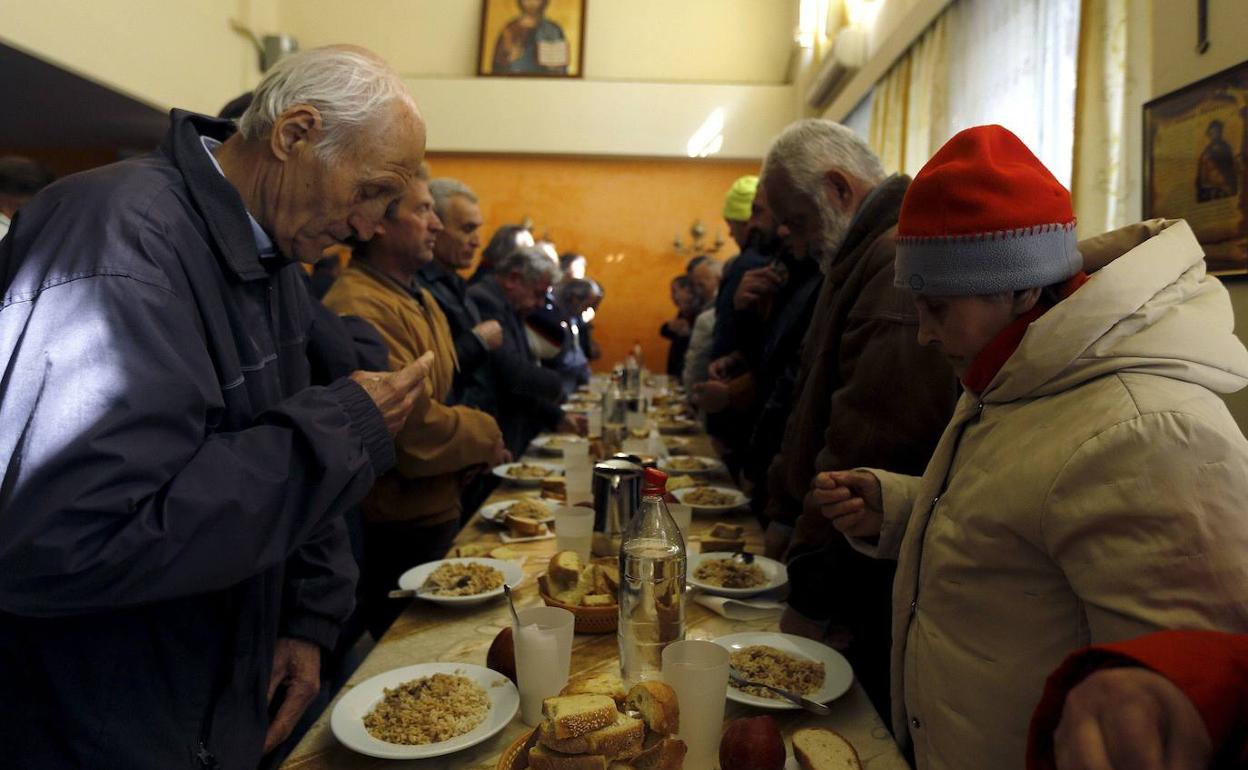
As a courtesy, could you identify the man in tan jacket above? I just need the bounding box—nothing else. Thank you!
[324,167,507,637]
[816,126,1248,770]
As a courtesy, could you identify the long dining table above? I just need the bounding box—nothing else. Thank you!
[281,422,910,770]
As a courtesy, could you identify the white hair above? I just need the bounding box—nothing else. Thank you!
[238,46,414,164]
[498,245,561,286]
[762,118,886,202]
[429,178,478,220]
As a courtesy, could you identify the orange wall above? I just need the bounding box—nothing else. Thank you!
[425,153,760,373]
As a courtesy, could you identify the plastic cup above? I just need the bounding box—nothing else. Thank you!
[514,606,575,726]
[586,406,603,438]
[661,640,729,770]
[554,505,595,561]
[668,504,692,541]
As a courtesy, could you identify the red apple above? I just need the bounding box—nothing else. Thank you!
[486,626,516,684]
[719,715,786,770]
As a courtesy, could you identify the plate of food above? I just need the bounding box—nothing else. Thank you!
[712,632,853,711]
[688,552,787,598]
[479,497,555,526]
[662,436,692,456]
[397,558,524,606]
[656,417,698,435]
[330,662,519,759]
[671,485,749,513]
[530,433,591,456]
[656,455,725,476]
[492,461,562,486]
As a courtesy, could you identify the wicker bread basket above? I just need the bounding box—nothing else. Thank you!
[537,574,619,634]
[496,728,537,770]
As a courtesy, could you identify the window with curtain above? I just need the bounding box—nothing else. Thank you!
[944,0,1081,187]
[859,0,1080,187]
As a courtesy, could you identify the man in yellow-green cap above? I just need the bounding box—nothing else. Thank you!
[722,174,759,249]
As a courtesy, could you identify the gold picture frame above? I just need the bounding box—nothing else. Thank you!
[1143,59,1248,275]
[477,0,587,79]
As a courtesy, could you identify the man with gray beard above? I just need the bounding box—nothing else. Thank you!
[760,119,958,720]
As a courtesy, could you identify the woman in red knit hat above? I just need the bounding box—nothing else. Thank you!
[810,124,1248,770]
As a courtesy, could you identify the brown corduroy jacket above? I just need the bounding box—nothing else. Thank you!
[324,262,502,527]
[765,175,958,554]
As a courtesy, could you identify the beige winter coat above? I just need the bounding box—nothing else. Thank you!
[856,220,1248,770]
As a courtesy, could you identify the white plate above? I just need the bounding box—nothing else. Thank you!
[656,418,698,434]
[397,558,524,606]
[657,455,725,476]
[713,632,854,710]
[499,530,556,543]
[530,434,591,456]
[687,552,788,598]
[330,662,519,760]
[479,498,555,525]
[671,485,749,514]
[492,461,562,486]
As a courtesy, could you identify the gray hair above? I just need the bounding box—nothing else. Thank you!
[238,46,413,164]
[762,118,885,202]
[429,177,478,220]
[497,245,561,286]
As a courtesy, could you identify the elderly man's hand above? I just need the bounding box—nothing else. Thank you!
[691,380,730,413]
[558,414,588,436]
[263,637,322,754]
[665,317,692,338]
[734,266,783,311]
[351,351,434,436]
[811,470,884,538]
[707,353,743,382]
[1054,666,1211,770]
[473,320,504,351]
[491,437,512,468]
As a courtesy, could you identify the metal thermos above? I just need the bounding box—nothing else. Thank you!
[592,459,643,537]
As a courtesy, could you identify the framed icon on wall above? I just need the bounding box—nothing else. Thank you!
[478,0,587,78]
[1144,59,1248,275]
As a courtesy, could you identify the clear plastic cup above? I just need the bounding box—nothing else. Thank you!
[514,606,575,726]
[554,505,595,562]
[661,640,729,770]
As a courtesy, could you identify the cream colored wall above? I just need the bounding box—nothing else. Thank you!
[279,0,798,83]
[278,0,801,158]
[0,0,273,114]
[1151,0,1248,428]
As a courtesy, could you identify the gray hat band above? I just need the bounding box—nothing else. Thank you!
[894,224,1081,295]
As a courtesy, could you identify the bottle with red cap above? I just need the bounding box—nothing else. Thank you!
[618,467,687,687]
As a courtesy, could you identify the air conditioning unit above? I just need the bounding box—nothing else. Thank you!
[806,25,869,110]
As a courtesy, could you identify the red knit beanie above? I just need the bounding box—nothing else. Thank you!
[894,124,1080,295]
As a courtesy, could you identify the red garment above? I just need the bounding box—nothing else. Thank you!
[961,272,1089,393]
[1027,630,1248,770]
[898,124,1074,238]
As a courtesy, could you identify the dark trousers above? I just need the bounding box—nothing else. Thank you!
[359,517,460,639]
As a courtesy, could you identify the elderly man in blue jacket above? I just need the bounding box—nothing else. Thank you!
[0,46,432,769]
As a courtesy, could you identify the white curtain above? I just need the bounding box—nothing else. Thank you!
[942,0,1082,187]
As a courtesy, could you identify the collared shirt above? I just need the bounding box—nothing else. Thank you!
[200,135,276,257]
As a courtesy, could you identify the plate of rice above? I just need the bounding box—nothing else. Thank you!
[479,497,556,525]
[330,662,518,759]
[688,552,788,597]
[713,633,853,711]
[397,558,524,606]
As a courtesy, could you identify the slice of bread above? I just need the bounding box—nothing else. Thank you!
[549,551,584,588]
[709,522,744,539]
[507,513,548,537]
[792,728,863,770]
[542,694,618,739]
[561,671,627,704]
[625,681,679,736]
[581,593,615,607]
[596,563,621,593]
[699,537,745,553]
[539,711,645,758]
[489,545,521,560]
[528,744,609,770]
[626,736,687,770]
[449,543,493,557]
